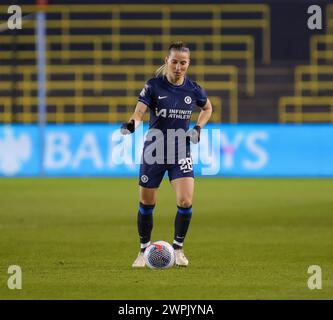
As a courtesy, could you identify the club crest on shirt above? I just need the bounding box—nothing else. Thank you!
[184,96,192,104]
[141,175,149,183]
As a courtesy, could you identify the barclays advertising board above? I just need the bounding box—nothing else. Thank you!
[0,124,332,177]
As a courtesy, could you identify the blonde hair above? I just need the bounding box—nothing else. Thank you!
[155,64,167,77]
[155,41,190,77]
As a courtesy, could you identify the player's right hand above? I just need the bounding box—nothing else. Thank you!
[120,119,135,135]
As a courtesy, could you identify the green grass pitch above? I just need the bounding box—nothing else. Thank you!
[0,178,332,300]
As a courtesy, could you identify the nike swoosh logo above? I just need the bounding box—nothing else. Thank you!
[158,96,168,99]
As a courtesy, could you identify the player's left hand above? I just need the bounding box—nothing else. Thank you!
[120,119,135,135]
[186,125,201,144]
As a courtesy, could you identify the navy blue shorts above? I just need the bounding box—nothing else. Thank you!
[139,156,194,188]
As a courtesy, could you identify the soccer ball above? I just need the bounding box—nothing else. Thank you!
[144,240,175,269]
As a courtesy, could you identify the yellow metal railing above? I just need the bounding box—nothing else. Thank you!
[0,4,270,64]
[279,96,333,123]
[0,96,223,124]
[279,65,333,123]
[295,65,333,96]
[1,4,263,123]
[310,35,333,65]
[0,99,12,124]
[278,4,333,124]
[0,34,254,96]
[0,65,230,123]
[310,35,333,94]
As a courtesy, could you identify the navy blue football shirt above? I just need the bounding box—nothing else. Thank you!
[138,75,207,132]
[138,75,208,163]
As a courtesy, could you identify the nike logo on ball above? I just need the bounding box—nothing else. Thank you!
[158,96,168,99]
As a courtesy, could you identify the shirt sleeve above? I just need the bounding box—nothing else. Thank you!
[138,81,154,109]
[194,83,208,108]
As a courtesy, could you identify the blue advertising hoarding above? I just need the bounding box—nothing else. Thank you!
[0,125,40,177]
[0,124,332,177]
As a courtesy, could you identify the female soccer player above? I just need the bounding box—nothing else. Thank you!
[121,41,212,267]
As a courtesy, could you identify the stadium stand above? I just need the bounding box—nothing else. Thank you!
[0,4,270,124]
[278,4,333,123]
[2,3,332,124]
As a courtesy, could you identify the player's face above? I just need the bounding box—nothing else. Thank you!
[165,50,190,83]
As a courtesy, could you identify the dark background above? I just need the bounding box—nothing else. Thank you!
[2,0,329,61]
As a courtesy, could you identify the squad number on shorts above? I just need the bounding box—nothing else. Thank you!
[179,157,193,173]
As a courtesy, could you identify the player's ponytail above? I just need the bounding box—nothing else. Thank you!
[155,41,190,78]
[155,64,167,77]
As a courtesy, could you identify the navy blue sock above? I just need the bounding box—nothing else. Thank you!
[137,202,155,252]
[173,206,192,250]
